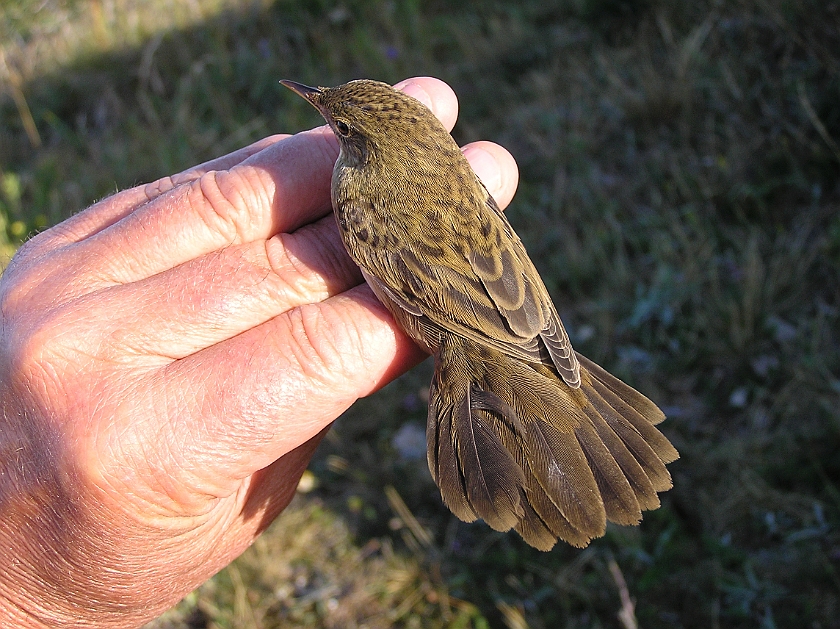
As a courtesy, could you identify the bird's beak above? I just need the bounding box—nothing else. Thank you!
[280,80,323,107]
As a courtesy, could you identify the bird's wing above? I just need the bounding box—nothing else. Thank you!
[355,187,580,387]
[473,192,580,387]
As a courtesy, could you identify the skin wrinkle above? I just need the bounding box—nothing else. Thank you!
[72,175,247,294]
[165,342,287,475]
[93,252,241,363]
[155,366,262,507]
[68,192,188,290]
[279,304,342,391]
[268,218,362,303]
[2,245,102,314]
[213,297,380,463]
[7,318,74,417]
[85,396,152,510]
[263,234,330,310]
[0,417,128,625]
[66,248,121,297]
[182,249,263,320]
[144,175,181,199]
[26,135,336,310]
[98,376,225,524]
[65,229,328,366]
[0,251,51,320]
[167,371,247,493]
[236,130,337,236]
[317,288,408,395]
[190,173,246,247]
[296,293,395,397]
[18,228,356,484]
[210,165,276,243]
[55,301,140,371]
[204,250,271,325]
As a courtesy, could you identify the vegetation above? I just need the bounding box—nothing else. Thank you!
[2,0,838,627]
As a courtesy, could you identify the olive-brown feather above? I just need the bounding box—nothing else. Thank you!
[281,78,678,550]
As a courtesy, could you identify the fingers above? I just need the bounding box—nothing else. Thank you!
[50,138,520,359]
[16,79,460,299]
[18,135,290,262]
[75,215,362,362]
[394,77,459,131]
[5,130,336,310]
[150,284,427,485]
[463,141,520,210]
[235,427,331,536]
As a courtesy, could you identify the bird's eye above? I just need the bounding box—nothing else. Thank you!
[335,120,351,136]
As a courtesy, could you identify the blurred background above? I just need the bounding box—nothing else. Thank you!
[1,0,838,627]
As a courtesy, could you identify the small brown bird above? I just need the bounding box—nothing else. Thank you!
[281,79,678,550]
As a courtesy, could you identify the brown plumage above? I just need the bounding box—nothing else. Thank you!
[281,78,679,550]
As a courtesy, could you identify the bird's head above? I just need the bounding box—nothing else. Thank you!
[280,79,445,167]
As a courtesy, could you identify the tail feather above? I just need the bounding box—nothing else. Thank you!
[586,385,674,493]
[573,417,643,526]
[474,374,603,549]
[516,480,594,549]
[429,353,526,532]
[427,337,678,550]
[453,394,525,531]
[512,489,560,551]
[586,372,679,465]
[427,379,479,524]
[482,359,607,536]
[522,418,605,536]
[582,402,661,512]
[577,353,667,425]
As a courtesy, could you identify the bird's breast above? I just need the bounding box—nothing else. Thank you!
[331,153,494,273]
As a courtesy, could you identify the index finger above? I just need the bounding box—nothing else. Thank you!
[16,134,291,265]
[38,77,461,290]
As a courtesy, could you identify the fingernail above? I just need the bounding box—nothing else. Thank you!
[463,146,501,194]
[396,80,433,110]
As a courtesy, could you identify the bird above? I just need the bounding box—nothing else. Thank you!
[281,78,679,550]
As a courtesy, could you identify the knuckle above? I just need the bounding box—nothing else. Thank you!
[262,233,329,306]
[262,236,311,303]
[264,222,360,304]
[284,304,356,389]
[0,284,102,396]
[1,309,67,393]
[192,169,264,244]
[0,254,45,333]
[143,175,179,199]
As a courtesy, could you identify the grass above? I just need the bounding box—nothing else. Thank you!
[2,0,839,627]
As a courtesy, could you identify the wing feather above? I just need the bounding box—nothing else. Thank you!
[349,186,581,387]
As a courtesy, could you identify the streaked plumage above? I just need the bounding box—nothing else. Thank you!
[281,79,678,550]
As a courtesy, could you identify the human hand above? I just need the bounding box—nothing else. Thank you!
[0,77,519,627]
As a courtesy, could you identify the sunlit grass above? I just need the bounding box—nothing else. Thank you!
[148,496,491,629]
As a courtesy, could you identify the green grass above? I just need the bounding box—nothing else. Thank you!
[2,0,839,627]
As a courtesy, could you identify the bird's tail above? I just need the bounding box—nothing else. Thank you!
[426,335,679,550]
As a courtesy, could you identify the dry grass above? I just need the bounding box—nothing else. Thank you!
[145,496,487,629]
